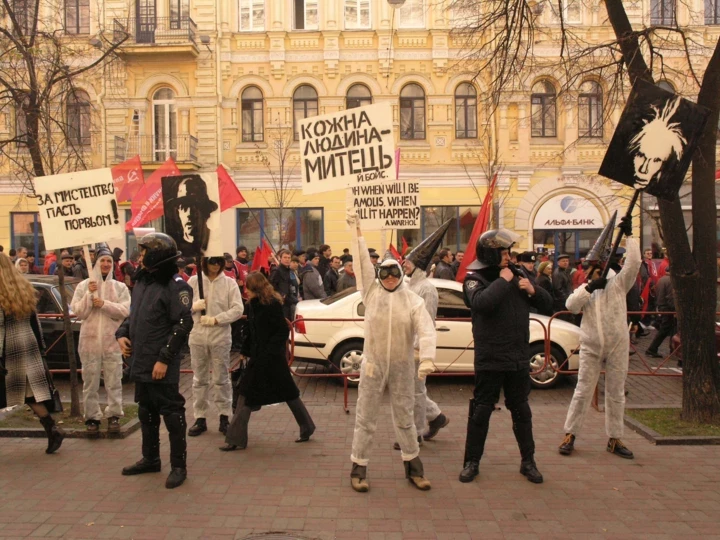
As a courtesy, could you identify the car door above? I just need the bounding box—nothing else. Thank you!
[434,286,474,372]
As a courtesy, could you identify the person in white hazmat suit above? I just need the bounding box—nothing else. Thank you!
[187,256,244,437]
[347,211,437,493]
[70,245,131,434]
[559,215,641,459]
[395,219,453,449]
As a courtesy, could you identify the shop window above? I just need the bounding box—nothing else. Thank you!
[67,90,92,147]
[65,0,90,34]
[10,212,45,264]
[345,0,370,29]
[651,0,675,25]
[346,84,372,109]
[236,208,324,253]
[398,0,424,29]
[293,85,318,140]
[400,83,425,140]
[240,0,265,31]
[578,81,603,138]
[293,0,318,30]
[531,80,557,138]
[455,82,477,139]
[241,86,264,142]
[397,206,480,254]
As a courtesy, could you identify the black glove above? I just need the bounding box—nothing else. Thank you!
[586,278,607,293]
[619,215,632,237]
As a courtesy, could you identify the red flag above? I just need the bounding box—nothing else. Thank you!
[389,243,401,261]
[716,169,720,180]
[250,238,273,272]
[401,236,409,257]
[112,155,144,203]
[456,174,498,282]
[125,158,180,232]
[217,164,245,211]
[640,279,652,314]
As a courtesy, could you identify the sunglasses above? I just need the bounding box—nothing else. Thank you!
[378,266,402,280]
[207,258,224,266]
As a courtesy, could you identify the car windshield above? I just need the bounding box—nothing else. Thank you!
[321,286,357,305]
[51,284,77,313]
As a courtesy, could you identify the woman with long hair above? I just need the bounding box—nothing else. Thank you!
[0,253,64,453]
[220,272,315,451]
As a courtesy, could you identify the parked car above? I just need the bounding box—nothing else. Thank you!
[293,279,581,389]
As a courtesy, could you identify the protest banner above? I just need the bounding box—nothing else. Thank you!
[300,102,397,195]
[33,168,123,250]
[347,179,421,231]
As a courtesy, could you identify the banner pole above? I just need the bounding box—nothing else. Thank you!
[82,245,95,299]
[196,251,206,315]
[601,189,640,280]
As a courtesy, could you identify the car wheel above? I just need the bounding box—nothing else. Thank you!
[528,342,566,389]
[330,340,364,388]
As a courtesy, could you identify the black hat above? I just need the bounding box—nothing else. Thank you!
[518,251,537,263]
[556,253,570,261]
[405,219,453,271]
[306,248,319,260]
[369,251,380,259]
[342,255,353,264]
[293,249,306,257]
[61,250,73,260]
[112,247,124,260]
[166,175,219,216]
[95,246,113,260]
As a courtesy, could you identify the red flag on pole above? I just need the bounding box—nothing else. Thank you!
[112,155,144,203]
[389,243,401,261]
[250,238,273,272]
[455,173,499,282]
[217,164,246,211]
[125,158,180,232]
[640,279,652,314]
[401,236,409,257]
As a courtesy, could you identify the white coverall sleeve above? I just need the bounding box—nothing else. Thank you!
[613,237,642,294]
[412,298,437,362]
[565,285,592,315]
[99,283,131,321]
[214,280,244,326]
[70,280,93,319]
[356,237,377,301]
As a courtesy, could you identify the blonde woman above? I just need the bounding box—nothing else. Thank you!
[0,253,65,453]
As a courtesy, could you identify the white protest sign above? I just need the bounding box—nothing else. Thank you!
[347,179,421,230]
[33,168,123,250]
[300,102,397,195]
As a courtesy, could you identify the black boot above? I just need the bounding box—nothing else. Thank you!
[287,398,316,442]
[164,413,188,489]
[459,461,479,483]
[423,413,449,440]
[519,460,544,484]
[123,406,161,475]
[122,457,162,475]
[404,456,431,490]
[219,415,229,434]
[39,415,64,455]
[188,418,207,437]
[607,438,634,459]
[462,399,492,471]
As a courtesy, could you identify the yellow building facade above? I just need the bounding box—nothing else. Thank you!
[2,0,718,262]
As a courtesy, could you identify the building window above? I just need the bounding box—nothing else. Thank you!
[11,212,45,264]
[400,83,425,140]
[452,1,480,28]
[346,84,372,109]
[550,0,581,23]
[397,206,480,254]
[293,0,318,30]
[531,80,557,138]
[578,81,603,138]
[651,0,675,25]
[455,82,477,139]
[67,90,92,147]
[152,88,177,161]
[12,0,35,35]
[241,86,264,142]
[707,0,720,24]
[65,0,90,34]
[398,0,424,28]
[293,85,318,140]
[124,212,164,257]
[169,0,188,24]
[236,207,324,252]
[345,0,370,29]
[239,0,265,31]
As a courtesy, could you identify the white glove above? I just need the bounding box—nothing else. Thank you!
[346,210,360,228]
[418,358,435,380]
[192,299,206,312]
[200,316,217,326]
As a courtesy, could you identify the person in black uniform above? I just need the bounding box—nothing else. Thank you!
[116,233,194,490]
[459,230,552,485]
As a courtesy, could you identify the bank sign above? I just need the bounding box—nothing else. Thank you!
[533,195,605,230]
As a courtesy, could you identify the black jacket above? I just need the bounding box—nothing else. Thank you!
[323,268,339,296]
[115,266,193,384]
[463,266,552,371]
[270,264,298,313]
[238,298,300,407]
[537,274,554,301]
[434,260,456,280]
[318,256,331,279]
[552,267,573,313]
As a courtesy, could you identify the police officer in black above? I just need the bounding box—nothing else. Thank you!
[116,233,194,489]
[460,230,552,484]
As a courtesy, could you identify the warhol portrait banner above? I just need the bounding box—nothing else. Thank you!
[161,173,223,258]
[299,102,397,195]
[33,168,123,250]
[599,79,709,201]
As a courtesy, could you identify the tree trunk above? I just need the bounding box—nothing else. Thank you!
[55,250,81,418]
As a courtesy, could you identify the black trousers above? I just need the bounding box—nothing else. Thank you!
[463,368,535,464]
[135,382,187,469]
[647,314,677,354]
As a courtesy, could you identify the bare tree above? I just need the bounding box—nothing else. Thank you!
[448,0,720,422]
[0,0,127,416]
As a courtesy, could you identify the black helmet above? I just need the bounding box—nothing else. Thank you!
[473,229,519,269]
[138,232,181,270]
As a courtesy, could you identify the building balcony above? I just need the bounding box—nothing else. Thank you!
[112,134,200,170]
[113,17,199,58]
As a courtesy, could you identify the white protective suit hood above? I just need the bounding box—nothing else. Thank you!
[378,258,404,292]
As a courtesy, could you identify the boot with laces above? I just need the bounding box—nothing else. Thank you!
[607,438,634,459]
[423,413,450,440]
[519,460,544,484]
[558,433,575,456]
[459,461,479,483]
[188,418,207,437]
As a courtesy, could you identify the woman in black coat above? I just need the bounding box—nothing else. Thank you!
[220,272,315,451]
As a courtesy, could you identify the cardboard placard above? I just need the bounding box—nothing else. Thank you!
[33,168,123,250]
[300,102,397,195]
[347,179,421,230]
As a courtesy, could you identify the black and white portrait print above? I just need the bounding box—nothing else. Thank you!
[599,79,709,202]
[162,173,222,257]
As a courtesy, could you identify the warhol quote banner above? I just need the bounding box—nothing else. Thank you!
[300,103,397,195]
[347,180,421,230]
[33,168,122,250]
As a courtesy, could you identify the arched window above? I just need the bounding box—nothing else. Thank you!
[400,83,425,140]
[455,82,477,139]
[293,85,318,140]
[657,80,675,93]
[531,80,556,138]
[578,81,603,138]
[152,88,177,161]
[65,0,90,34]
[346,84,372,109]
[241,86,264,142]
[67,90,91,146]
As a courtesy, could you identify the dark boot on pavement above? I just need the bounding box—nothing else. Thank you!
[122,457,162,475]
[188,418,207,437]
[423,413,449,440]
[39,415,65,454]
[404,456,431,490]
[287,398,315,442]
[107,417,121,434]
[607,438,634,459]
[165,468,187,489]
[218,415,229,435]
[520,460,544,484]
[124,407,162,475]
[350,463,369,492]
[459,461,479,483]
[85,419,100,435]
[559,433,575,456]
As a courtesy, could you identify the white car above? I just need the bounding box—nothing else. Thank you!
[293,278,580,389]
